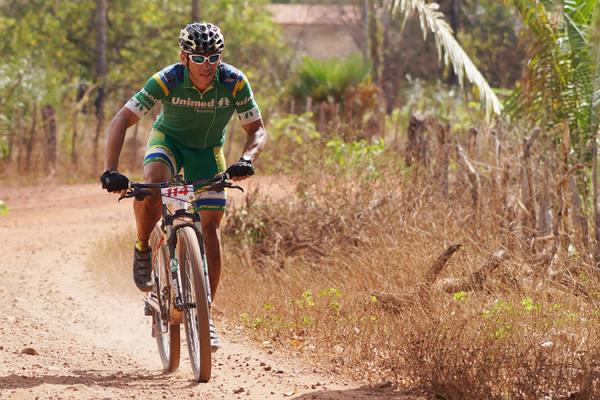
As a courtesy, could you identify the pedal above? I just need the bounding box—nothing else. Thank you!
[144,292,159,316]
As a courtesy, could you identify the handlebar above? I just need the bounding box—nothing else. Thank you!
[118,172,244,202]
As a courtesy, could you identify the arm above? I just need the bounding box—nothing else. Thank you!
[103,107,140,171]
[240,118,267,161]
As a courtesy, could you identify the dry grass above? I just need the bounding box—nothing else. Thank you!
[215,127,600,398]
[86,226,140,299]
[88,120,600,398]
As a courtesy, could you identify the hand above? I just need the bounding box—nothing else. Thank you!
[100,170,129,193]
[226,157,254,181]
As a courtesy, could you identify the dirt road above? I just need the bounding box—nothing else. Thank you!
[0,183,422,400]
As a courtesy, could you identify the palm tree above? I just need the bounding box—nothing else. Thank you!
[495,0,600,260]
[505,0,600,161]
[388,0,503,117]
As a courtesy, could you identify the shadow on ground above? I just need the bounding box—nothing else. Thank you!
[0,369,169,391]
[293,385,432,400]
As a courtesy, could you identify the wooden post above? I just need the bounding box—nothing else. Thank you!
[593,129,600,270]
[537,158,552,235]
[405,112,428,166]
[435,122,449,197]
[569,176,590,252]
[520,128,540,233]
[456,144,480,214]
[318,102,326,133]
[467,127,478,160]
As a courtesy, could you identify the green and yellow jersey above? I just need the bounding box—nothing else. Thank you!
[125,62,261,149]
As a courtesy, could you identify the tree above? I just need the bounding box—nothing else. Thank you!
[93,0,107,172]
[389,0,503,117]
[192,0,200,21]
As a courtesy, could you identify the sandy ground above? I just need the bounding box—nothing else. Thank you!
[0,181,427,400]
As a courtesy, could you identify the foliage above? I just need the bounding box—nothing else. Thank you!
[325,138,384,179]
[506,0,600,162]
[289,55,372,103]
[0,0,288,163]
[458,0,526,88]
[269,112,321,145]
[401,78,489,129]
[390,0,503,117]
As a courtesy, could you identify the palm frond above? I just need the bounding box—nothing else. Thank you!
[390,0,503,117]
[505,0,600,163]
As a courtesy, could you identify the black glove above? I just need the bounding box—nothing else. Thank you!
[100,170,129,192]
[226,157,255,178]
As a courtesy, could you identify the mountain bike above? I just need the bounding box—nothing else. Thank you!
[120,173,242,383]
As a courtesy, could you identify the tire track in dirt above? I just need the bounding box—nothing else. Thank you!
[0,182,425,399]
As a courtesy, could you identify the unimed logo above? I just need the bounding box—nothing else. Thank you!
[171,97,230,108]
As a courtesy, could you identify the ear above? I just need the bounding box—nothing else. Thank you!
[179,51,188,64]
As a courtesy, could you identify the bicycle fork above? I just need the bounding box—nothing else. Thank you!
[194,221,213,312]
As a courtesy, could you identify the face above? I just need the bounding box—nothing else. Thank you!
[180,50,221,88]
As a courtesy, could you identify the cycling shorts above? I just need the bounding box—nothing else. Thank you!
[143,129,227,211]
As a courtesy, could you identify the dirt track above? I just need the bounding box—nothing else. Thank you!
[0,182,425,400]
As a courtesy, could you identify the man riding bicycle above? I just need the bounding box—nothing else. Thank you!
[99,22,267,351]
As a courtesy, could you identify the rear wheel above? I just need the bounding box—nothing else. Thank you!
[178,226,211,382]
[150,225,180,372]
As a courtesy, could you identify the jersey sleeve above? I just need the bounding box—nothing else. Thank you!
[233,73,262,125]
[124,74,168,119]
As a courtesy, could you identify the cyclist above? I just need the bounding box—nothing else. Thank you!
[99,22,267,350]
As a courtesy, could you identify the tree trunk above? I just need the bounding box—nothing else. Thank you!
[7,106,17,162]
[447,0,460,85]
[42,105,57,171]
[362,0,369,60]
[594,129,600,270]
[191,0,200,21]
[368,0,381,87]
[92,0,107,173]
[25,103,38,171]
[16,106,23,168]
[72,106,79,167]
[133,123,140,163]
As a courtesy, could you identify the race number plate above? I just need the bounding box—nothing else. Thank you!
[161,184,195,212]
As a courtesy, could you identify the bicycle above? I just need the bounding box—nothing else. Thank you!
[120,173,243,383]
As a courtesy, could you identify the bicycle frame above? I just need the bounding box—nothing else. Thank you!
[158,204,212,325]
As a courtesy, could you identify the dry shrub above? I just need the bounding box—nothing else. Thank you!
[86,226,139,298]
[218,141,600,398]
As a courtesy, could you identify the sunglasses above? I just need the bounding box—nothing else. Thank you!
[188,54,221,65]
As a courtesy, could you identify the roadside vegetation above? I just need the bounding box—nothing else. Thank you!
[9,0,600,398]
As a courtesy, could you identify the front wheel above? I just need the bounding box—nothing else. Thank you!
[178,226,212,382]
[150,224,180,372]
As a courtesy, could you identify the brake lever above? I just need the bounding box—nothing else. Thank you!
[118,189,135,202]
[226,183,244,192]
[118,187,151,202]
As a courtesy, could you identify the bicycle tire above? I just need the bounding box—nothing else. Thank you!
[178,226,212,382]
[150,225,180,372]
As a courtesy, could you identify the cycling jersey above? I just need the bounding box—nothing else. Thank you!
[125,62,261,149]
